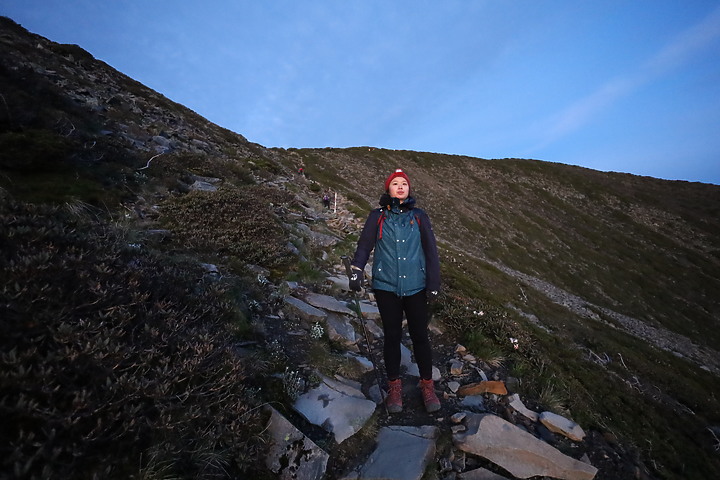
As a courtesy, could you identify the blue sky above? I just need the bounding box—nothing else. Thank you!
[3,1,720,184]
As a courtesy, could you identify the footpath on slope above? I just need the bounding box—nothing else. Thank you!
[272,272,606,480]
[251,182,652,480]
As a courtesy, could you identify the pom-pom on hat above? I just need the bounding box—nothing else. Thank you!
[384,168,411,192]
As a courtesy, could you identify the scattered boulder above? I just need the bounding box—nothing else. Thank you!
[453,413,598,480]
[326,274,350,290]
[151,135,171,148]
[507,393,539,422]
[293,374,376,444]
[449,359,464,375]
[540,411,587,441]
[350,315,383,339]
[460,395,486,411]
[189,180,217,191]
[295,223,340,247]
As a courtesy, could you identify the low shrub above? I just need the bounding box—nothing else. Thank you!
[0,199,268,478]
[160,185,294,269]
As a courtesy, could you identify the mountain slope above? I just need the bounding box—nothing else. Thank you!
[289,147,720,364]
[2,16,719,479]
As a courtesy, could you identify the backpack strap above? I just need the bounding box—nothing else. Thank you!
[378,208,421,239]
[377,208,387,240]
[409,210,420,226]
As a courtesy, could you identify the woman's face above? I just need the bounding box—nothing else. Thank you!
[388,177,409,201]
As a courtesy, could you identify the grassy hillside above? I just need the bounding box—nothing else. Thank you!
[283,147,720,478]
[1,15,719,479]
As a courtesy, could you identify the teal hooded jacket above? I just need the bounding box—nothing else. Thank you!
[351,195,440,296]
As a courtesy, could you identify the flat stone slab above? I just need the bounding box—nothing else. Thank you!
[305,292,355,315]
[457,380,507,396]
[350,425,439,480]
[284,296,327,323]
[358,300,381,320]
[293,374,376,444]
[453,413,598,480]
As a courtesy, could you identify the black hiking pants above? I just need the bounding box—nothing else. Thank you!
[374,289,433,381]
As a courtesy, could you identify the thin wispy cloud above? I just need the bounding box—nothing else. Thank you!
[644,5,720,74]
[528,5,720,155]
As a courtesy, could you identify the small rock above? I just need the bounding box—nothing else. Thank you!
[460,395,485,411]
[508,393,539,422]
[449,359,464,376]
[457,381,507,396]
[539,411,587,441]
[451,412,467,424]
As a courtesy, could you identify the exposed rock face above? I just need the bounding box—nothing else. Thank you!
[453,413,598,480]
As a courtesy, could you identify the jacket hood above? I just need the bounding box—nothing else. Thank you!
[379,194,416,211]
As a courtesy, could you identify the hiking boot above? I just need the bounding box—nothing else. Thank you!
[419,379,441,413]
[386,378,403,413]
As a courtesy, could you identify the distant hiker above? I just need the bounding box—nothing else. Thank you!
[348,168,441,413]
[298,166,304,177]
[322,193,330,209]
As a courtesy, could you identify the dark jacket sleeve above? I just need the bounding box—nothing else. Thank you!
[351,209,381,270]
[418,209,441,292]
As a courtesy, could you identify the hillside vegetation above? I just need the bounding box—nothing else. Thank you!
[1,16,719,479]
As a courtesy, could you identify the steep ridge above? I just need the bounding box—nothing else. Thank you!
[2,16,720,479]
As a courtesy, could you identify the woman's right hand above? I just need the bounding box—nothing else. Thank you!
[349,268,364,292]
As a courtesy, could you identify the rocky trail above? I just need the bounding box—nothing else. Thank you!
[236,183,654,480]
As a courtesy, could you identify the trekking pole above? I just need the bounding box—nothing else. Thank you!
[341,256,389,416]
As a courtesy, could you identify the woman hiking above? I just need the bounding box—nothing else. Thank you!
[348,168,441,413]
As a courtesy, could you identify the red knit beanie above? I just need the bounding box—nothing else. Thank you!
[384,168,411,192]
